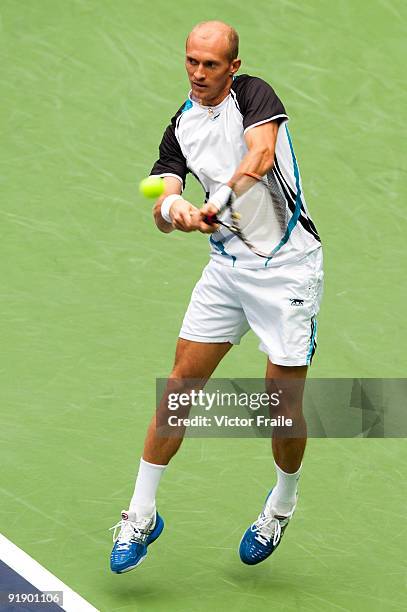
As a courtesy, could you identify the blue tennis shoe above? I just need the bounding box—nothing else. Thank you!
[239,490,295,565]
[110,509,164,573]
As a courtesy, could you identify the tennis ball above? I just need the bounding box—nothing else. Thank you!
[139,176,165,199]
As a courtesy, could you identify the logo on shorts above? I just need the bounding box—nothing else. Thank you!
[290,298,304,306]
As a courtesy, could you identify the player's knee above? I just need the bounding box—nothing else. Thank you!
[166,371,205,397]
[267,389,304,421]
[265,379,304,418]
[270,398,303,419]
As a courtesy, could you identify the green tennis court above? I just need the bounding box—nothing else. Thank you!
[1,0,406,610]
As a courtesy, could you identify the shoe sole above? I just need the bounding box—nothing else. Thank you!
[115,555,147,573]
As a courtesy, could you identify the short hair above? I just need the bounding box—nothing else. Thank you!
[226,26,239,62]
[187,21,239,62]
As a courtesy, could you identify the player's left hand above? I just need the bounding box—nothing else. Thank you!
[197,202,220,234]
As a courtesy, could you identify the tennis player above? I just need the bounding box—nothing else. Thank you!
[110,20,323,573]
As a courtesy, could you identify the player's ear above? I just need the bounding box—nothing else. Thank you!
[229,58,241,76]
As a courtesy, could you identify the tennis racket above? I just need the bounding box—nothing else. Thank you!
[204,175,287,259]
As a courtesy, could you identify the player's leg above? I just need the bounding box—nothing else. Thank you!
[135,258,246,511]
[142,338,232,466]
[238,249,323,565]
[129,338,231,522]
[266,361,307,513]
[110,339,232,573]
[239,362,307,565]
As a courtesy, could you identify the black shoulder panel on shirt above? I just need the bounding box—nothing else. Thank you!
[231,74,288,131]
[150,102,190,187]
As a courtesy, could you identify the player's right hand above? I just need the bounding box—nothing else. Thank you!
[196,202,220,234]
[169,199,200,232]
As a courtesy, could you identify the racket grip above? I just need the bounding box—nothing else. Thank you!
[203,213,218,225]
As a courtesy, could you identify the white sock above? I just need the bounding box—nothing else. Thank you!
[267,461,302,516]
[129,458,166,519]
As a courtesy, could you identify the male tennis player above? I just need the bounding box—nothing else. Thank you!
[110,20,323,572]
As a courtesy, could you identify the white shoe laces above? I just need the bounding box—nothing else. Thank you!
[251,509,291,547]
[109,516,153,550]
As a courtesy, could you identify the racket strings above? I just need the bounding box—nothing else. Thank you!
[232,181,286,255]
[266,171,289,231]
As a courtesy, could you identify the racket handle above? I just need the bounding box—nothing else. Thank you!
[203,213,218,225]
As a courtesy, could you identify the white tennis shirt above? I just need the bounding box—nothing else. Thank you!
[151,74,321,269]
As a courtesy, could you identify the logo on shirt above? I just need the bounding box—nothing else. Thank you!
[207,108,220,121]
[290,298,304,306]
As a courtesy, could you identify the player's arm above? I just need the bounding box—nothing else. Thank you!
[229,121,278,192]
[227,75,285,192]
[153,176,200,234]
[151,108,201,233]
[198,121,278,231]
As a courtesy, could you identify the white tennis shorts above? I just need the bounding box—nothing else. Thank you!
[179,248,324,366]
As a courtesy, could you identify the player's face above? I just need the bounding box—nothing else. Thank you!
[185,35,240,106]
